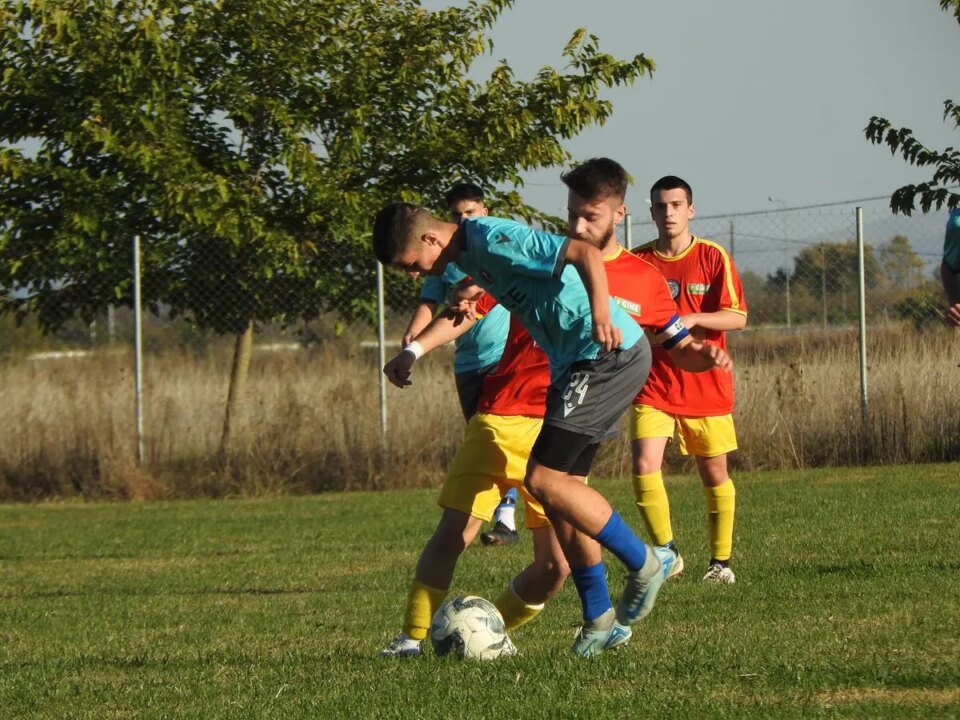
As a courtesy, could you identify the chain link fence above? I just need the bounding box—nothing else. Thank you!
[1,197,957,499]
[628,195,949,331]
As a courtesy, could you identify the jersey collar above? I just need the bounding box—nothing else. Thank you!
[653,235,699,262]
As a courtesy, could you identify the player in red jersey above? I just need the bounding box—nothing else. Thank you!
[555,157,735,630]
[633,175,748,584]
[379,292,571,657]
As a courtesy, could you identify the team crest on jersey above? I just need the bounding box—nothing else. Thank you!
[667,279,681,299]
[688,283,711,295]
[613,296,640,315]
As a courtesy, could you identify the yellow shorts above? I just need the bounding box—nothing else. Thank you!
[439,412,550,529]
[630,405,738,458]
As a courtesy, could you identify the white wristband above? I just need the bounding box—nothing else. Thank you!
[403,341,425,360]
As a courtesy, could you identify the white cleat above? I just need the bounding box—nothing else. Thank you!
[702,564,736,584]
[379,634,423,658]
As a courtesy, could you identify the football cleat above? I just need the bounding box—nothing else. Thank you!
[615,545,671,625]
[702,563,736,584]
[480,521,519,546]
[571,621,632,658]
[657,545,685,580]
[379,634,423,658]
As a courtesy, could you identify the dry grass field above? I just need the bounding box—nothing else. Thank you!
[1,326,957,501]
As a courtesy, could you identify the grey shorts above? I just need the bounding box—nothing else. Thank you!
[454,362,499,421]
[543,339,652,441]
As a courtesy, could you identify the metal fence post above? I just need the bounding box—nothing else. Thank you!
[376,260,388,452]
[856,208,868,423]
[133,234,145,464]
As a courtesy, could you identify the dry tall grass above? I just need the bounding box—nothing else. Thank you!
[1,326,957,501]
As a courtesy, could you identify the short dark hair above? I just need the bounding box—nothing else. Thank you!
[372,202,422,265]
[561,157,629,202]
[444,182,485,208]
[650,175,693,204]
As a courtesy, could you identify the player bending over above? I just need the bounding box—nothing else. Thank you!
[373,199,728,656]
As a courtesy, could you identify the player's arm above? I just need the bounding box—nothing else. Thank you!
[383,310,479,388]
[940,261,960,327]
[401,301,438,346]
[666,335,733,373]
[563,238,621,352]
[681,309,747,333]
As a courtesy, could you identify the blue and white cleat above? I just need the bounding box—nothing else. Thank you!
[615,545,673,625]
[658,545,685,580]
[571,621,632,658]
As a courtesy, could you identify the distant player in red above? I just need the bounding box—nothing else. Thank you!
[633,175,748,584]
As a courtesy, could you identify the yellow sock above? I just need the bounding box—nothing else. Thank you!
[494,581,544,632]
[402,580,447,641]
[705,479,736,562]
[633,470,674,546]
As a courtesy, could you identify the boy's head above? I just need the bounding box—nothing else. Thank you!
[649,175,695,241]
[444,182,488,223]
[372,202,451,277]
[561,157,629,250]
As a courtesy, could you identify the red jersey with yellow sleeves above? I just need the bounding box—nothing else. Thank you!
[633,236,748,416]
[474,292,550,418]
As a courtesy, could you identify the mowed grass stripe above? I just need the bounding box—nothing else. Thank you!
[0,464,957,719]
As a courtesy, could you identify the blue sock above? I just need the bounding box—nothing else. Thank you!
[503,487,518,504]
[570,562,612,623]
[595,512,647,572]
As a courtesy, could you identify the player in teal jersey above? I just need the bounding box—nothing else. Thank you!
[374,203,686,655]
[400,183,519,545]
[941,207,960,327]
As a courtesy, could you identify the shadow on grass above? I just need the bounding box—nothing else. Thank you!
[0,586,322,600]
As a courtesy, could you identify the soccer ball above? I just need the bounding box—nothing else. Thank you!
[430,595,513,660]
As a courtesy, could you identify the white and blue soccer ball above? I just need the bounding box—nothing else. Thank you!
[430,595,513,660]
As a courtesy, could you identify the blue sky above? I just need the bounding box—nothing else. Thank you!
[430,0,959,220]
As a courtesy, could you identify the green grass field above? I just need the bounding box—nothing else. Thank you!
[1,464,958,719]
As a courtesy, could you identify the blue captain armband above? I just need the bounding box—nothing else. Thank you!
[655,315,690,349]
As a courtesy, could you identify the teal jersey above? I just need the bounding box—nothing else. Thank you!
[419,264,508,374]
[457,216,642,377]
[944,208,960,273]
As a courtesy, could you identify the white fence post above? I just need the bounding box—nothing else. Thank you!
[856,208,868,423]
[376,260,387,452]
[133,234,145,464]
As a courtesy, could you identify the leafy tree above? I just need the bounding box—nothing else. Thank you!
[0,0,654,455]
[878,235,925,288]
[791,241,881,298]
[864,0,960,215]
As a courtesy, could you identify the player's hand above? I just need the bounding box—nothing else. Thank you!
[383,351,416,388]
[947,303,960,328]
[592,311,622,352]
[701,344,733,372]
[448,299,478,325]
